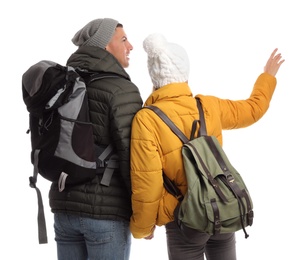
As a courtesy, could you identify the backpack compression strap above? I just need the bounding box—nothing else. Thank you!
[97,144,119,186]
[29,149,48,244]
[204,135,253,238]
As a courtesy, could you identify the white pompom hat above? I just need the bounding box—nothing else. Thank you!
[143,33,190,89]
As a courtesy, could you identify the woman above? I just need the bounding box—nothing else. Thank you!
[130,33,284,260]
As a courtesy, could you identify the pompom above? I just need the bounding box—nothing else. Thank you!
[143,33,167,57]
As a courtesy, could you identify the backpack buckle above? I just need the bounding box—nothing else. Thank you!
[29,176,36,188]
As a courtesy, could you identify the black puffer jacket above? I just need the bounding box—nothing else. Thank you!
[49,46,143,221]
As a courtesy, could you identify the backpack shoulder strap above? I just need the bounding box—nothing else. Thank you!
[144,105,186,201]
[74,69,122,187]
[145,106,189,144]
[75,69,124,84]
[145,98,207,142]
[196,98,207,136]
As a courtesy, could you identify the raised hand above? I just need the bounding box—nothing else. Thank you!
[264,48,285,77]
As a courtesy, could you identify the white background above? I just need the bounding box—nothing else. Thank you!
[1,0,303,259]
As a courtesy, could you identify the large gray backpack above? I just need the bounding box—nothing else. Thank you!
[22,60,120,244]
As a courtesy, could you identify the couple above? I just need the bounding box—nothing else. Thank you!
[48,18,284,260]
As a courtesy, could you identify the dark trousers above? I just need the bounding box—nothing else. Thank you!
[165,221,236,260]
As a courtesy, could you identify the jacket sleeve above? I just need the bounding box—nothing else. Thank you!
[198,72,277,131]
[130,110,164,238]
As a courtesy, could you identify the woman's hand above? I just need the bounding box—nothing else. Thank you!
[264,48,285,77]
[144,226,155,240]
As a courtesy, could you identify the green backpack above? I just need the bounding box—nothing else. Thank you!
[146,98,254,238]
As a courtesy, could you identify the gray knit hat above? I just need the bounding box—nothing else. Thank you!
[72,18,119,49]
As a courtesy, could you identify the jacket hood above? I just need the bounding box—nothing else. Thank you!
[145,82,192,106]
[66,46,131,80]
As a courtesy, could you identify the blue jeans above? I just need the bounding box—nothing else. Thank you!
[54,213,131,260]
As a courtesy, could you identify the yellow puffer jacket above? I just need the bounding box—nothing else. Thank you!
[130,72,276,238]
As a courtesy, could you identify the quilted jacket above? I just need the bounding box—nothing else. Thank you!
[130,72,276,238]
[49,46,143,221]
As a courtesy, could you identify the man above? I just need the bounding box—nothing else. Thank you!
[49,18,143,260]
